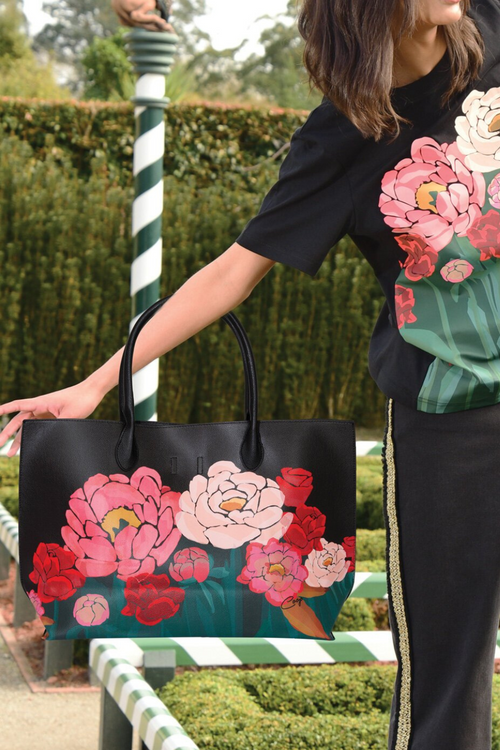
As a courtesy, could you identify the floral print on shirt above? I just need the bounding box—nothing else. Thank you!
[379,85,500,412]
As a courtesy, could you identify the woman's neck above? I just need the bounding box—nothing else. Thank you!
[392,25,447,88]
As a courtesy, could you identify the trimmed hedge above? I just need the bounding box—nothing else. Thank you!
[158,665,500,750]
[0,97,312,188]
[0,131,387,428]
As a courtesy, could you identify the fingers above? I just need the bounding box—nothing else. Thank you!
[0,411,32,448]
[6,429,22,457]
[129,9,171,30]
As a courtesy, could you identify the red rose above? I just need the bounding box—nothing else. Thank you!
[276,467,313,508]
[466,209,500,261]
[394,284,417,329]
[341,535,356,573]
[283,504,326,555]
[121,572,185,626]
[29,542,86,603]
[169,547,210,583]
[395,234,439,281]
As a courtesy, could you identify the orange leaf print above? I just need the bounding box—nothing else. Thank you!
[281,596,332,639]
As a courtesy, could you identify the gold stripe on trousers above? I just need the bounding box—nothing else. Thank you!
[385,398,412,749]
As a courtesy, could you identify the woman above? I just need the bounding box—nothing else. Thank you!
[2,0,500,747]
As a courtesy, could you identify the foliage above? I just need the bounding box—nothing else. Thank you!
[34,0,209,93]
[157,666,500,750]
[0,0,69,98]
[81,27,199,103]
[0,97,311,187]
[356,457,385,530]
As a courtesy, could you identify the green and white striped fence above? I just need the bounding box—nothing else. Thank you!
[90,639,198,750]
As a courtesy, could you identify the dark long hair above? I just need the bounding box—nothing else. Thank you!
[297,0,485,142]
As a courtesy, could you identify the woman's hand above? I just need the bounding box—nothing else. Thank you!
[111,0,176,33]
[0,381,105,458]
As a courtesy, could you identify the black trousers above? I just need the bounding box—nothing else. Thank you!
[383,397,500,750]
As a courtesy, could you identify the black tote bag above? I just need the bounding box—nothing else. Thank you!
[18,293,357,641]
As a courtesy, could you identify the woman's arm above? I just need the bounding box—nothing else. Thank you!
[0,243,275,456]
[86,242,274,398]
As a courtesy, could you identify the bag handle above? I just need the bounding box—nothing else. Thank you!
[115,292,264,472]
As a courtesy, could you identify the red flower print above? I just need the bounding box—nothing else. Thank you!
[29,542,86,604]
[169,547,210,583]
[121,572,185,626]
[341,535,356,573]
[275,468,313,508]
[395,234,439,281]
[466,209,500,261]
[394,285,417,329]
[283,505,326,556]
[237,539,307,606]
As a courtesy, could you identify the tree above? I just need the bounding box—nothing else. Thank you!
[81,26,198,102]
[34,0,210,86]
[0,0,70,98]
[237,1,322,110]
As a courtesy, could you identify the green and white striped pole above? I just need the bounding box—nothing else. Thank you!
[124,22,179,422]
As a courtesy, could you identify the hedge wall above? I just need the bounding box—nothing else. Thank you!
[158,665,500,750]
[0,123,387,428]
[0,97,312,188]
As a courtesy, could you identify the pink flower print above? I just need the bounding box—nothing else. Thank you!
[466,209,500,261]
[73,594,110,626]
[175,460,294,549]
[237,539,308,606]
[395,234,439,281]
[61,467,182,581]
[440,259,474,283]
[305,539,350,588]
[455,87,500,172]
[28,589,45,617]
[379,137,485,251]
[487,174,500,210]
[394,285,417,329]
[169,547,210,583]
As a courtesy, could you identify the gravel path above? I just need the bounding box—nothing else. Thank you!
[0,634,143,750]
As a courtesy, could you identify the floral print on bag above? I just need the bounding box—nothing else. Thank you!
[379,85,500,412]
[32,461,355,640]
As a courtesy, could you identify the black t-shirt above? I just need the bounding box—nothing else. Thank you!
[236,0,500,414]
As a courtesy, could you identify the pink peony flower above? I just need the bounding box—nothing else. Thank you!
[28,589,45,617]
[305,539,350,588]
[440,259,474,283]
[488,174,500,210]
[379,137,485,251]
[61,467,182,581]
[176,460,294,549]
[73,594,110,626]
[237,538,308,606]
[169,547,210,583]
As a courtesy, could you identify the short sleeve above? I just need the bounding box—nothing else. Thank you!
[235,98,354,277]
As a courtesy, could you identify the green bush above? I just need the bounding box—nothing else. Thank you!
[158,666,500,750]
[0,132,386,428]
[334,597,376,631]
[357,529,386,561]
[157,666,500,749]
[356,457,384,529]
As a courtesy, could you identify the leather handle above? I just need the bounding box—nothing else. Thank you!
[115,292,264,472]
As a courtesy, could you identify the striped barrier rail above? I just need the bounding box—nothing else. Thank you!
[0,501,75,678]
[90,639,198,750]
